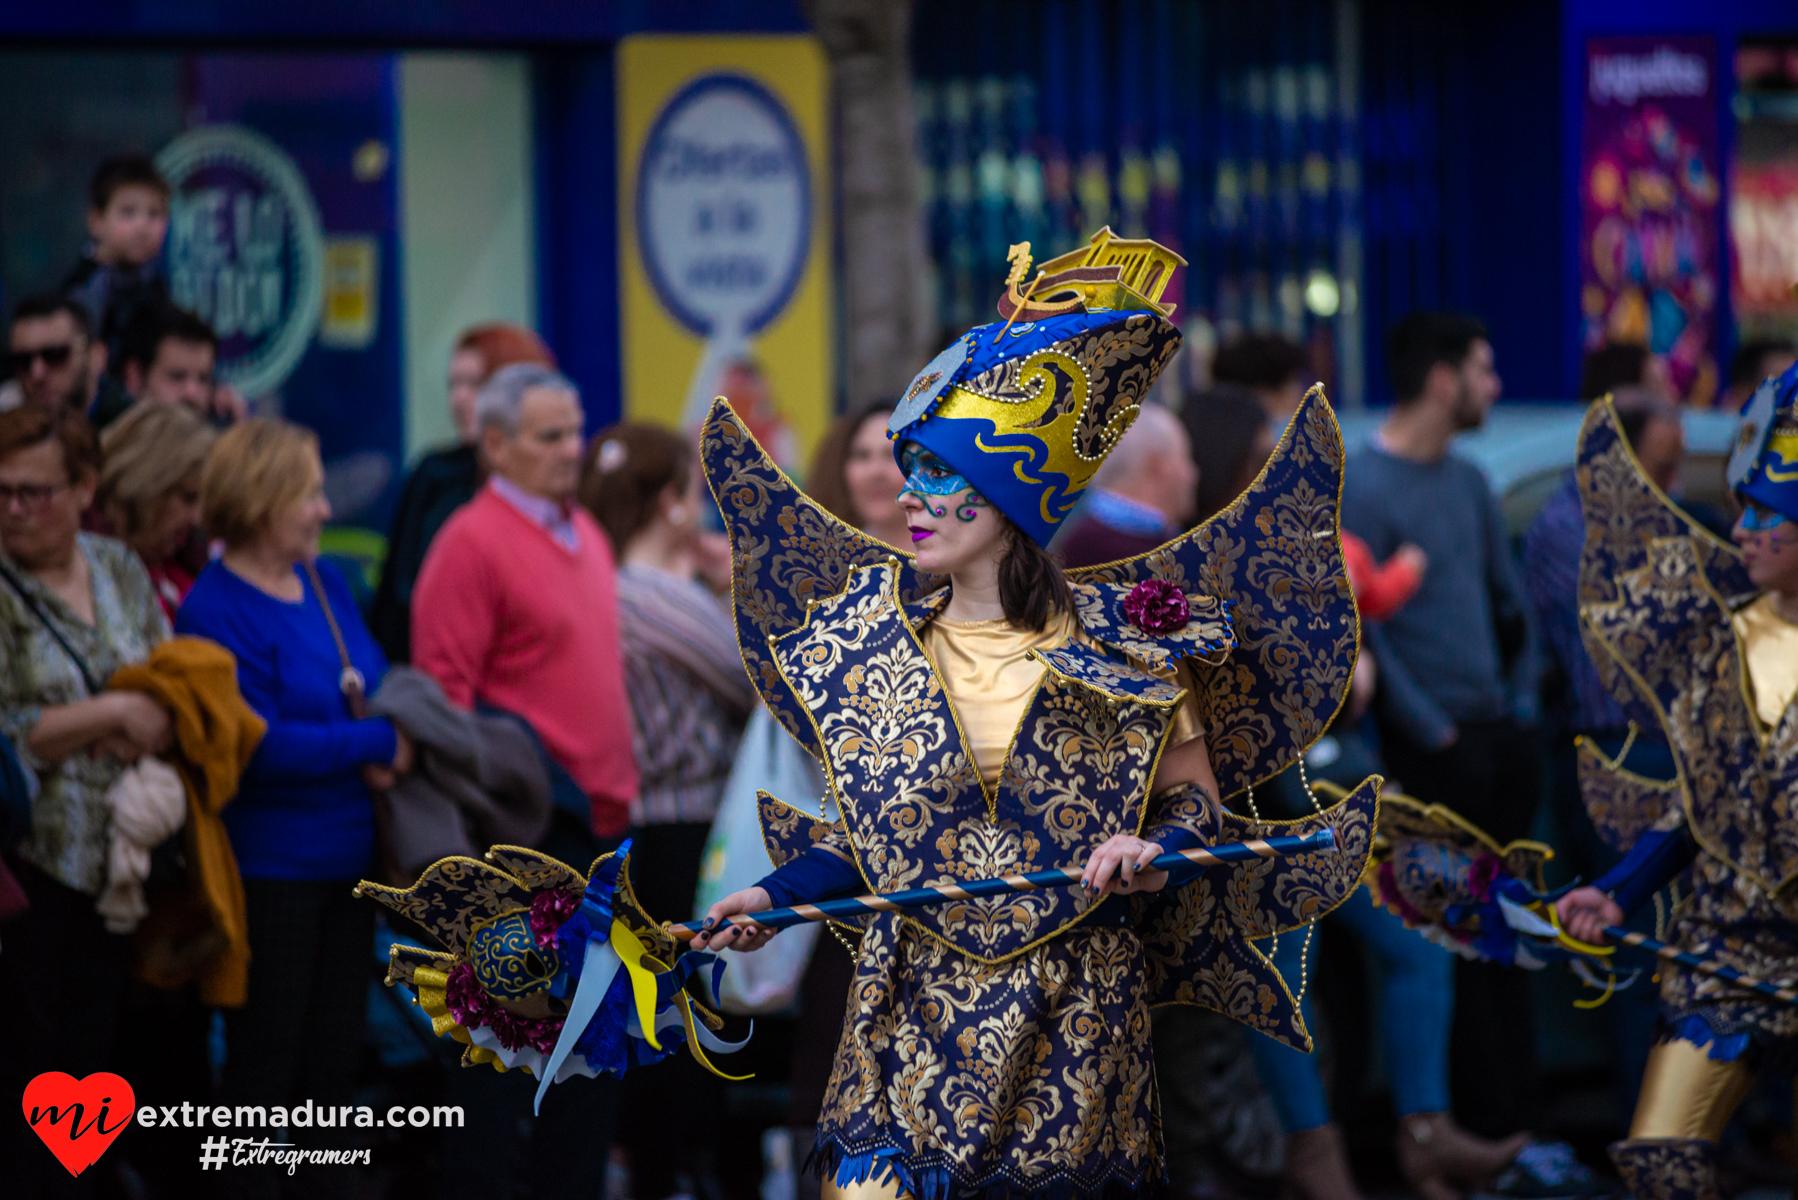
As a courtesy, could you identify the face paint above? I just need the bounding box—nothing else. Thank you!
[1741,502,1793,533]
[898,444,985,520]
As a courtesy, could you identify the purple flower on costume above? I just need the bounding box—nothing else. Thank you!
[1122,579,1190,633]
[1467,854,1504,903]
[531,890,580,948]
[444,962,563,1053]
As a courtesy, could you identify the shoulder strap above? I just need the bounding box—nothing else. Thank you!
[0,558,103,696]
[302,559,369,718]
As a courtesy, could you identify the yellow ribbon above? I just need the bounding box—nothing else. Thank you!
[1546,905,1615,957]
[608,918,666,1052]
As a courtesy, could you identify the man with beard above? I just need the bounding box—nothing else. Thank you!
[4,293,122,416]
[1342,311,1543,1146]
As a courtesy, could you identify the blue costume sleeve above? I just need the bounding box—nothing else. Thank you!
[1152,827,1206,887]
[1592,825,1698,916]
[755,846,863,909]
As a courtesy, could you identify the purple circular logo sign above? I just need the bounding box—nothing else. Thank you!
[158,125,323,397]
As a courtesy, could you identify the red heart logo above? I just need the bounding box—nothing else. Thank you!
[21,1072,136,1177]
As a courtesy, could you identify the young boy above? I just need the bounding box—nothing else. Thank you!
[61,153,171,371]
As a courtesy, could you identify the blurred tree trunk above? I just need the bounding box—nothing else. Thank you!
[804,0,934,409]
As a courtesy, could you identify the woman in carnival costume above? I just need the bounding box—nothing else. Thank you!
[692,230,1377,1200]
[1556,359,1798,1198]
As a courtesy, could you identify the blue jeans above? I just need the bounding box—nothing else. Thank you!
[1247,891,1453,1132]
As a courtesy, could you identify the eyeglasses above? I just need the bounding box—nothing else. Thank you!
[6,345,74,372]
[0,481,67,510]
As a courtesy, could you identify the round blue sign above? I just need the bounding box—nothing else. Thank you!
[635,74,812,338]
[157,124,323,398]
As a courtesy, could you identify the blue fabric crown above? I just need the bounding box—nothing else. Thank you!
[887,309,1182,547]
[1730,359,1798,522]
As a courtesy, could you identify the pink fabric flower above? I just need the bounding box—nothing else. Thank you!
[1122,579,1190,634]
[1467,853,1504,903]
[530,889,580,948]
[443,962,563,1053]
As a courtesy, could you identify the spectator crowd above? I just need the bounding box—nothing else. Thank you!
[4,153,1798,1200]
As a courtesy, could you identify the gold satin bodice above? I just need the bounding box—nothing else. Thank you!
[1731,593,1798,730]
[921,607,1203,787]
[923,611,1076,786]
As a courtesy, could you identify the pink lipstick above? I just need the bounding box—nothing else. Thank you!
[909,527,933,543]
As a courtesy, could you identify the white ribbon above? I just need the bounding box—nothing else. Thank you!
[535,938,623,1115]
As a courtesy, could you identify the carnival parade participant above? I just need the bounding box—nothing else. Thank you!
[1555,358,1798,1198]
[690,230,1375,1200]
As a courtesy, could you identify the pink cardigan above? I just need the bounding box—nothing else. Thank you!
[412,485,639,836]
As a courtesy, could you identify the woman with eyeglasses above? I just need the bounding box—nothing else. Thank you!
[0,404,172,1196]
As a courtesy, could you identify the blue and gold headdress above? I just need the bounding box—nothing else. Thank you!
[889,228,1186,546]
[1728,358,1798,522]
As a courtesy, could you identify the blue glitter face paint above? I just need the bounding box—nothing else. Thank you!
[897,443,988,521]
[1741,502,1793,533]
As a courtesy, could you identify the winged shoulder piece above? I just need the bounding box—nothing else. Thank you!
[1071,384,1359,804]
[1577,399,1750,733]
[700,398,945,761]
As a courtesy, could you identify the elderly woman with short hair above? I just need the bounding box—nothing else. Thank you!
[176,419,410,1192]
[0,404,171,1194]
[97,401,217,622]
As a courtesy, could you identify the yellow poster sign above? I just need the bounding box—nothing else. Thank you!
[617,35,833,471]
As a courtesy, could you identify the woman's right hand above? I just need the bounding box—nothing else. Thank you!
[391,727,415,775]
[110,692,173,756]
[690,886,775,952]
[363,727,415,792]
[1555,887,1623,946]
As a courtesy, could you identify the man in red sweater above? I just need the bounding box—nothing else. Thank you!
[412,363,638,840]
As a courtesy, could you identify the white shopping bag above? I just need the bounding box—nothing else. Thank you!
[697,708,839,1014]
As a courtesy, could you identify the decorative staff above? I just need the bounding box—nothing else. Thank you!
[1584,926,1798,1006]
[666,829,1338,940]
[359,828,1347,1104]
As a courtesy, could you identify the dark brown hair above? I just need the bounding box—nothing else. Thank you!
[998,517,1073,631]
[806,399,895,525]
[580,422,693,553]
[89,152,169,212]
[0,405,100,483]
[1184,383,1272,522]
[1579,343,1650,401]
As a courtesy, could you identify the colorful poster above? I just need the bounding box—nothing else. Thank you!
[617,36,832,471]
[1580,36,1721,405]
[1729,40,1798,340]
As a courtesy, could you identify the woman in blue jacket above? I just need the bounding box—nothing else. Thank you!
[178,419,411,1198]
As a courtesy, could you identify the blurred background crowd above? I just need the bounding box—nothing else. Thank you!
[2,1,1798,1199]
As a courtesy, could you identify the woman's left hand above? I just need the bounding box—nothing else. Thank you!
[1080,834,1169,897]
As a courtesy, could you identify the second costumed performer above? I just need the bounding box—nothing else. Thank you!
[693,230,1376,1200]
[1556,359,1798,1198]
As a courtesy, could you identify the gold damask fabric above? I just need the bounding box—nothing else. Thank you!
[1656,851,1798,1043]
[1608,1138,1720,1200]
[1072,392,1358,805]
[1576,736,1679,853]
[817,915,1162,1200]
[768,560,1189,965]
[1576,402,1798,1051]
